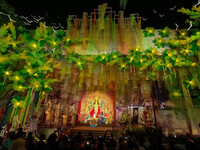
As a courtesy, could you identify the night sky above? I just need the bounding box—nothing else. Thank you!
[5,0,197,29]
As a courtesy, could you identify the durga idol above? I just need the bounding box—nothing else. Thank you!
[90,98,101,118]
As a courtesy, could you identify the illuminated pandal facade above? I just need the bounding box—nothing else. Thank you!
[36,4,199,135]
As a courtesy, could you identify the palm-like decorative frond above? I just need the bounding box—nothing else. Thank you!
[152,58,164,71]
[153,37,166,48]
[118,61,127,71]
[74,58,86,70]
[180,45,194,56]
[11,96,25,108]
[28,51,45,66]
[170,90,183,99]
[158,27,171,38]
[93,54,109,64]
[143,27,155,37]
[107,52,123,66]
[8,71,25,84]
[174,55,186,67]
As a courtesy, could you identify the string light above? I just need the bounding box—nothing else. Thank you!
[113,55,117,58]
[27,62,31,66]
[18,85,23,90]
[166,63,172,68]
[33,73,38,76]
[27,69,32,74]
[16,102,20,107]
[168,53,172,57]
[121,64,125,68]
[148,30,152,33]
[12,42,16,47]
[32,44,37,48]
[52,41,57,46]
[66,37,70,42]
[101,55,105,59]
[173,92,180,97]
[152,49,156,53]
[185,49,189,53]
[197,41,200,46]
[135,48,139,51]
[33,82,40,88]
[33,81,40,88]
[189,80,195,85]
[5,71,10,76]
[181,32,185,36]
[77,62,81,65]
[44,84,48,88]
[15,76,20,81]
[191,63,196,67]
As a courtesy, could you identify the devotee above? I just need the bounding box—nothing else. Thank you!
[2,131,15,150]
[0,137,3,150]
[35,133,45,150]
[25,132,35,150]
[86,132,93,142]
[10,128,26,150]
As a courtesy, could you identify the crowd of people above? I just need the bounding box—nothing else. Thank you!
[0,126,200,150]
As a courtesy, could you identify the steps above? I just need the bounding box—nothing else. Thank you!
[38,126,121,140]
[71,126,113,140]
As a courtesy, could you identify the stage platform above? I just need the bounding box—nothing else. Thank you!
[38,126,121,139]
[73,126,113,131]
[71,126,120,139]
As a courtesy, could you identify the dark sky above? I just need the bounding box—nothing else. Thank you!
[5,0,197,29]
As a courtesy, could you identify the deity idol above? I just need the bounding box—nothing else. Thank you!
[90,98,101,118]
[54,103,60,126]
[104,102,108,116]
[71,104,77,127]
[45,101,52,126]
[62,115,68,126]
[94,99,99,115]
[98,112,106,124]
[90,114,98,127]
[62,103,69,126]
[107,111,113,124]
[84,101,90,116]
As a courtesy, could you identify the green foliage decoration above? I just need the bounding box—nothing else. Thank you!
[143,27,155,37]
[158,27,171,38]
[0,4,200,126]
[153,37,166,48]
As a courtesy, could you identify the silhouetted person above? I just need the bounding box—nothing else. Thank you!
[74,131,84,144]
[25,132,35,150]
[36,133,46,150]
[86,132,93,141]
[97,136,104,150]
[10,128,26,150]
[46,132,58,150]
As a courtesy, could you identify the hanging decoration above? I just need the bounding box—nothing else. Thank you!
[120,0,128,9]
[0,4,199,133]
